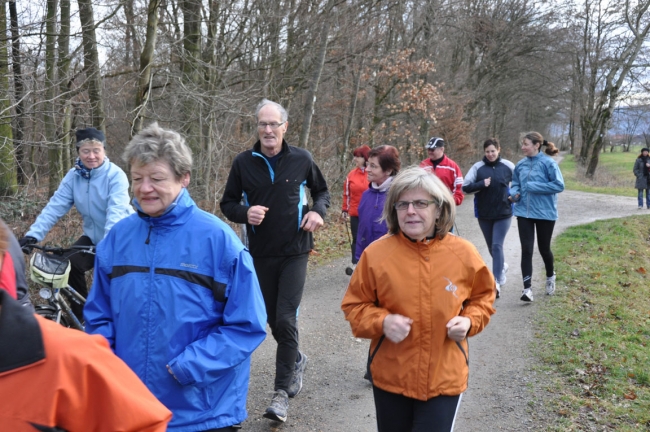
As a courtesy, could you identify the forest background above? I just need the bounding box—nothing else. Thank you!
[2,0,650,219]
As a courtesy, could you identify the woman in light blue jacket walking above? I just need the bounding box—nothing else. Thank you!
[509,132,564,302]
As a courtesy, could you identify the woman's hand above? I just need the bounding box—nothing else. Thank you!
[446,316,471,342]
[483,177,491,187]
[340,211,349,221]
[383,314,413,343]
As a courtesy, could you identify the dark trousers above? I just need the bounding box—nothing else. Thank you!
[63,235,95,319]
[349,216,359,265]
[517,217,556,289]
[253,253,309,391]
[372,386,462,432]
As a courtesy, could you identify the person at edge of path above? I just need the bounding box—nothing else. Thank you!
[633,147,650,209]
[462,138,515,299]
[341,144,371,275]
[354,145,401,263]
[220,99,330,423]
[509,131,564,302]
[341,167,496,432]
[85,123,267,432]
[0,218,172,432]
[2,220,31,309]
[419,136,464,206]
[18,127,133,321]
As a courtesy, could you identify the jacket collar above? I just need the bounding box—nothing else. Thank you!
[0,290,45,374]
[134,188,195,227]
[74,156,111,179]
[482,156,501,167]
[252,139,291,157]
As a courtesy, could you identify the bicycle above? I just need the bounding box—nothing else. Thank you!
[22,243,95,330]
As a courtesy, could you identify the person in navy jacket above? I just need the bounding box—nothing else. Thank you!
[85,123,267,432]
[463,138,515,298]
[509,132,564,302]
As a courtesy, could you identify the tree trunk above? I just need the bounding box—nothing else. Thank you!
[341,57,364,167]
[45,0,62,197]
[0,1,16,195]
[298,19,330,149]
[8,0,25,184]
[77,0,106,132]
[57,0,72,171]
[180,0,201,156]
[132,0,162,136]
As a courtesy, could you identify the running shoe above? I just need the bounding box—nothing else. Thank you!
[287,351,308,398]
[263,390,289,422]
[520,288,534,302]
[546,274,556,295]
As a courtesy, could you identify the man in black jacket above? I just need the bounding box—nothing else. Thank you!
[220,99,330,423]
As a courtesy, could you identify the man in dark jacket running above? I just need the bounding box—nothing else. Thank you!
[220,99,330,423]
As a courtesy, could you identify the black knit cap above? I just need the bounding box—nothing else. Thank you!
[75,127,106,148]
[642,147,649,153]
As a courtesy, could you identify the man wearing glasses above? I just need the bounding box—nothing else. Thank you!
[220,99,330,423]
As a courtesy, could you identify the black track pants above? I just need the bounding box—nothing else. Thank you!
[64,235,95,320]
[253,253,309,391]
[373,385,462,432]
[517,217,556,289]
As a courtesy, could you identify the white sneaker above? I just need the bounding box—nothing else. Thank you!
[546,274,556,295]
[520,288,534,302]
[499,262,509,285]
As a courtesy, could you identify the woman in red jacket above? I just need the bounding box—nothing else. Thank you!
[341,145,371,273]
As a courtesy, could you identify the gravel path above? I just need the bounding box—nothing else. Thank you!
[241,160,642,431]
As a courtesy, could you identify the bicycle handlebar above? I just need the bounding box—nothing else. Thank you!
[23,243,96,255]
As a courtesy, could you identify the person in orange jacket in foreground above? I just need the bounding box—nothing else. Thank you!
[342,167,495,432]
[0,219,171,432]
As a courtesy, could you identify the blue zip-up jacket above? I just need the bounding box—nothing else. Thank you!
[355,177,392,261]
[84,189,267,431]
[510,152,564,221]
[26,158,133,245]
[220,140,330,258]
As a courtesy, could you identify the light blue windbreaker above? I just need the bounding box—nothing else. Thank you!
[26,158,133,244]
[510,152,565,221]
[84,189,267,431]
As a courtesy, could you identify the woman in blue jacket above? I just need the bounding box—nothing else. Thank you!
[84,123,267,432]
[509,132,564,302]
[463,138,515,298]
[19,128,133,319]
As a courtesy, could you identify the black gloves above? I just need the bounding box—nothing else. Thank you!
[19,236,37,254]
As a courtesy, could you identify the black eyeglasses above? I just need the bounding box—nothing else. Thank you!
[394,200,437,211]
[257,122,286,130]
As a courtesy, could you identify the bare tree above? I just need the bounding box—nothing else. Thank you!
[0,0,16,195]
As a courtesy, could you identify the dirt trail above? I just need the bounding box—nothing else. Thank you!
[242,162,642,431]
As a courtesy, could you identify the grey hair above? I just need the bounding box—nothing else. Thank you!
[383,166,456,238]
[255,99,288,122]
[123,122,193,179]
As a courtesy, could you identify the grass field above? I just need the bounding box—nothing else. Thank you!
[540,148,650,430]
[559,148,642,197]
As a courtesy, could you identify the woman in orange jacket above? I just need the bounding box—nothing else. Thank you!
[341,145,371,273]
[341,167,496,432]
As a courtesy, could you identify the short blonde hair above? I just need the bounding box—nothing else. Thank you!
[383,166,456,238]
